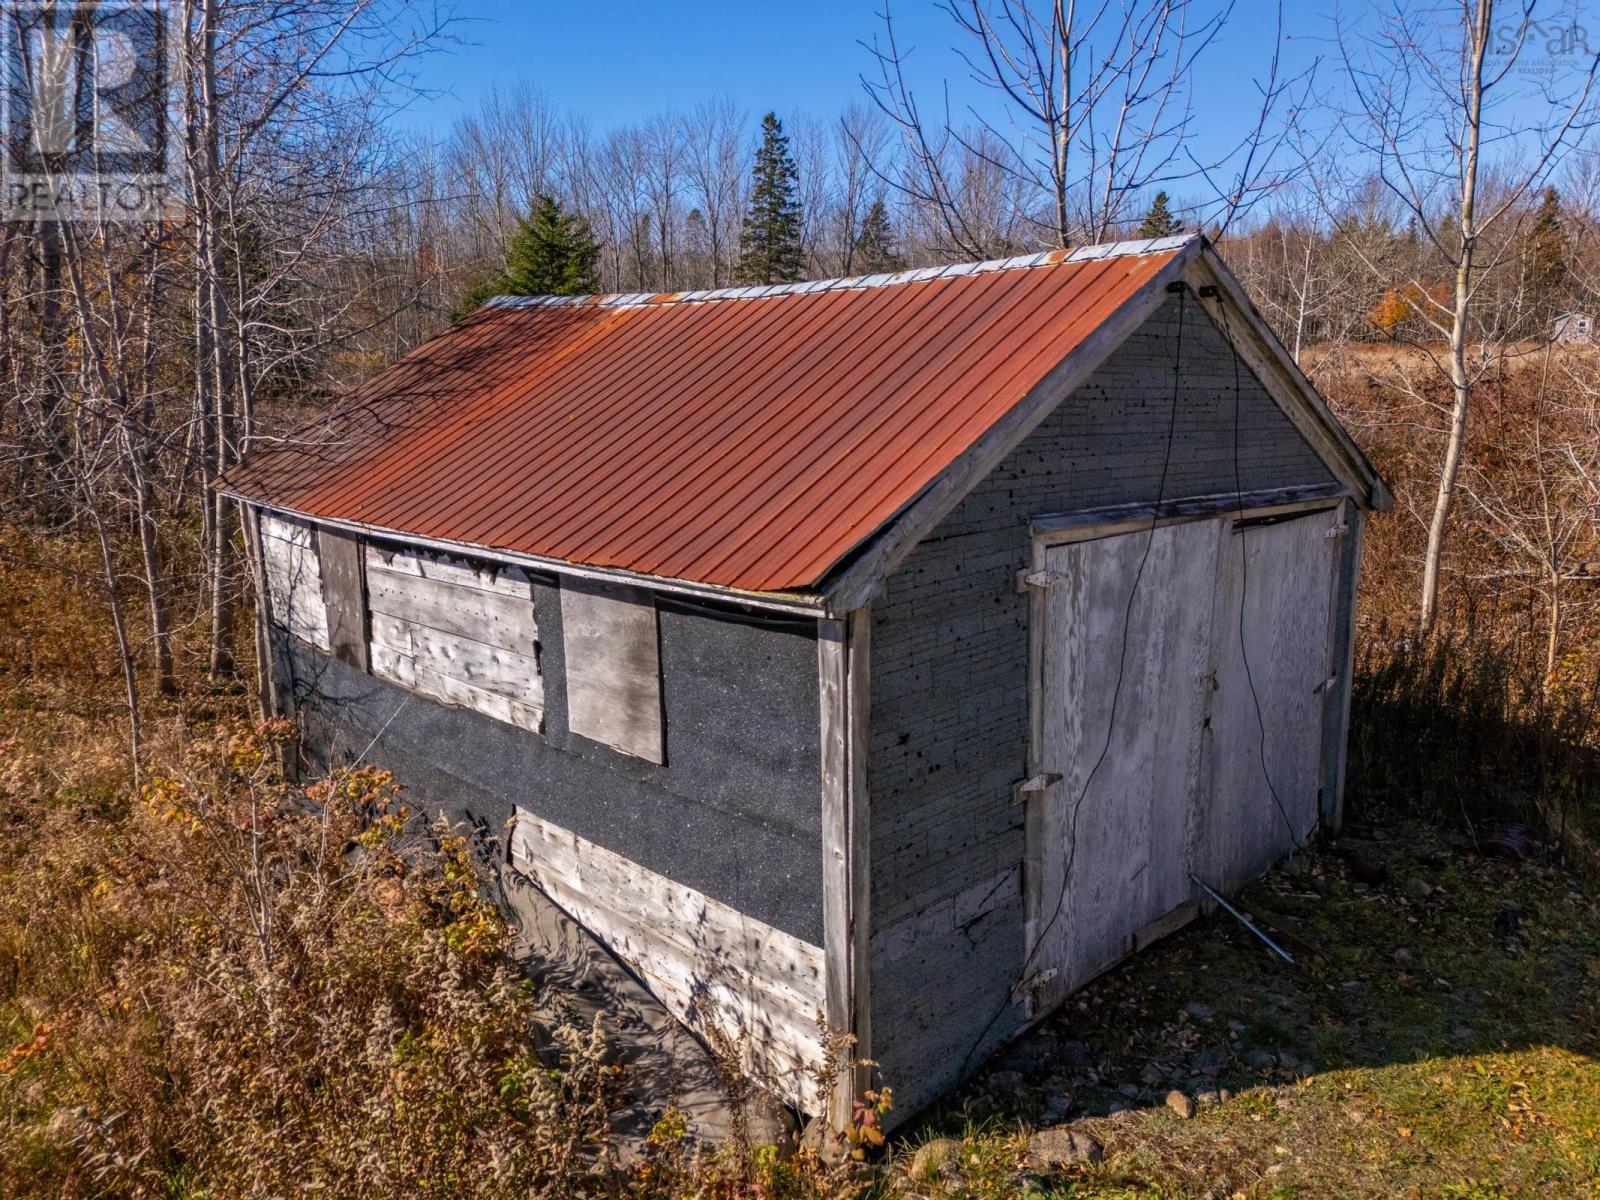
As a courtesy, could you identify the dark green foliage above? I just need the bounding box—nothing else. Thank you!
[1526,187,1568,335]
[1138,191,1182,239]
[456,194,600,317]
[852,198,907,274]
[736,113,806,285]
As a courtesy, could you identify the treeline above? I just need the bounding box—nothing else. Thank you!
[1229,186,1590,360]
[1,0,1598,773]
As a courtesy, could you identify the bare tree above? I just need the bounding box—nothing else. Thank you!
[860,0,1306,252]
[1462,346,1599,675]
[1225,189,1377,368]
[831,104,894,274]
[681,99,748,287]
[1303,0,1599,635]
[642,114,687,289]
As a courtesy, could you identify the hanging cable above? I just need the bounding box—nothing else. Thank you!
[1215,298,1307,852]
[957,282,1191,1078]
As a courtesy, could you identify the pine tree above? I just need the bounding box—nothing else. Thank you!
[736,113,806,285]
[499,194,601,296]
[852,198,907,274]
[456,194,600,316]
[1138,192,1182,239]
[1526,186,1568,334]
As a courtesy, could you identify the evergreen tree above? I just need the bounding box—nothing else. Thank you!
[1138,191,1182,239]
[455,194,600,316]
[852,198,907,274]
[1526,186,1568,333]
[736,113,806,284]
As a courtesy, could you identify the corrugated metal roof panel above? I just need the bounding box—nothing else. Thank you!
[222,237,1188,593]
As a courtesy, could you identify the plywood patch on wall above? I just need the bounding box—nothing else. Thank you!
[559,578,664,762]
[316,528,368,670]
[261,513,330,651]
[366,544,543,732]
[508,806,826,1112]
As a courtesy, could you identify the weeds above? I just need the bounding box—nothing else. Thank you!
[1349,631,1600,867]
[0,719,616,1197]
[0,533,869,1199]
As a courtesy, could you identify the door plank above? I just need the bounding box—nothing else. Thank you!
[1200,508,1339,891]
[1030,519,1222,1009]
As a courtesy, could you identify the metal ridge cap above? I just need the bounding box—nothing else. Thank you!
[481,233,1199,313]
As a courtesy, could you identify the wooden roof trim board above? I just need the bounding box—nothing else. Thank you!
[239,506,833,616]
[819,241,1393,612]
[818,240,1200,613]
[1187,248,1396,513]
[219,233,1388,614]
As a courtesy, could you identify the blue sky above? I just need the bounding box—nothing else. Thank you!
[400,0,1330,165]
[396,0,1595,222]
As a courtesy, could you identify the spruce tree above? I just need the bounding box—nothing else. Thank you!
[853,198,907,274]
[736,113,806,285]
[456,194,600,316]
[1138,191,1182,239]
[1526,186,1568,333]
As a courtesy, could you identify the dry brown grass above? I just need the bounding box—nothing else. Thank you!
[0,527,868,1199]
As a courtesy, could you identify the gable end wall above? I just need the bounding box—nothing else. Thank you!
[866,294,1335,1116]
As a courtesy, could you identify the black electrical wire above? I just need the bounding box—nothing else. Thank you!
[957,283,1190,1078]
[1217,300,1307,852]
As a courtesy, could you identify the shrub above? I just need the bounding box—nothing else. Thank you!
[0,720,631,1198]
[1348,632,1600,867]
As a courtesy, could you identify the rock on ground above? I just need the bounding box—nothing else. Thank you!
[1028,1125,1104,1168]
[908,1137,963,1183]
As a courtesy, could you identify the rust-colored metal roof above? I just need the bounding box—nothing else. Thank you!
[222,236,1191,593]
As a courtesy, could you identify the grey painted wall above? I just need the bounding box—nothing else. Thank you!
[866,294,1337,1117]
[275,575,827,945]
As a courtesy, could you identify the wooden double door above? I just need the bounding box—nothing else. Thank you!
[1023,504,1343,1012]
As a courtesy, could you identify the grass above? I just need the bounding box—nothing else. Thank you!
[4,525,1598,1197]
[0,529,864,1199]
[879,817,1600,1198]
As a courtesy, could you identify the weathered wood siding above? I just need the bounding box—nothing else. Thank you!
[509,806,826,1111]
[260,513,330,651]
[1028,521,1222,1010]
[316,528,368,670]
[866,295,1338,1118]
[559,579,663,762]
[1025,507,1342,1016]
[1320,500,1366,831]
[274,585,826,968]
[1200,506,1341,891]
[366,543,545,733]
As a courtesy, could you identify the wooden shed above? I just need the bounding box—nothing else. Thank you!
[220,233,1390,1129]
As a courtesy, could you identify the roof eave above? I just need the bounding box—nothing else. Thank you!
[1187,244,1394,513]
[818,236,1205,616]
[222,493,829,617]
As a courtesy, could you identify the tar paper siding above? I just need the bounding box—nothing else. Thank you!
[865,295,1336,1116]
[273,575,826,948]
